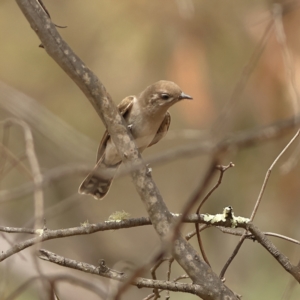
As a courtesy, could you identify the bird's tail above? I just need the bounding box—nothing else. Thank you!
[78,160,121,200]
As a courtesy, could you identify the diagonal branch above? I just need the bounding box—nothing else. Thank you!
[15,1,237,298]
[220,129,300,280]
[247,223,300,282]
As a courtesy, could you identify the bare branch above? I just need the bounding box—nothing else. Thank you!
[0,226,36,234]
[220,130,300,279]
[263,232,300,245]
[250,129,300,221]
[150,257,171,298]
[1,210,298,262]
[247,223,300,282]
[217,227,300,245]
[197,162,235,214]
[15,1,238,298]
[195,163,234,266]
[1,118,44,229]
[12,2,300,299]
[143,273,189,300]
[37,249,207,298]
[219,236,245,281]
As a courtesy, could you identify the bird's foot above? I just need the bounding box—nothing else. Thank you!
[146,164,152,176]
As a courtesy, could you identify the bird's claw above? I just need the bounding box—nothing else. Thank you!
[146,164,152,175]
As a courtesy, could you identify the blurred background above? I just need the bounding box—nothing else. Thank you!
[0,0,300,299]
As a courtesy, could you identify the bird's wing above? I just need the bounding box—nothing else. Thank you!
[148,111,171,147]
[117,95,135,116]
[96,96,134,162]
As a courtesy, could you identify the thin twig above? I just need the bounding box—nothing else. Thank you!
[1,211,299,260]
[220,129,300,279]
[185,224,210,241]
[219,236,246,280]
[0,118,47,292]
[195,162,234,266]
[165,258,175,299]
[36,0,67,29]
[171,159,218,244]
[2,119,44,229]
[109,159,220,300]
[263,232,300,245]
[196,163,235,214]
[1,208,299,281]
[250,129,300,221]
[216,226,300,245]
[0,226,36,234]
[143,273,189,300]
[38,249,205,297]
[247,222,300,282]
[15,3,235,297]
[0,232,27,261]
[150,257,170,299]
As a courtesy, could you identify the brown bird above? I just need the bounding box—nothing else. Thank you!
[79,80,192,199]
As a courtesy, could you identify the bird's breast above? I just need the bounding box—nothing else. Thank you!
[127,107,165,151]
[131,121,157,149]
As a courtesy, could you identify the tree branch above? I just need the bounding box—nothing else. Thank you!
[37,248,209,298]
[247,223,300,282]
[15,2,237,298]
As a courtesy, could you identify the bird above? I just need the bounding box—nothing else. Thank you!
[78,80,192,200]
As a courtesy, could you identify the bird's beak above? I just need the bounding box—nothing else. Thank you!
[179,92,193,100]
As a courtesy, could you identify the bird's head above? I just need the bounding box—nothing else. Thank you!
[140,80,192,109]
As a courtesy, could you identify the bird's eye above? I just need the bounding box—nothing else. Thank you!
[161,93,170,100]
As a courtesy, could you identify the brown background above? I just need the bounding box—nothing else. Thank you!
[0,1,299,299]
